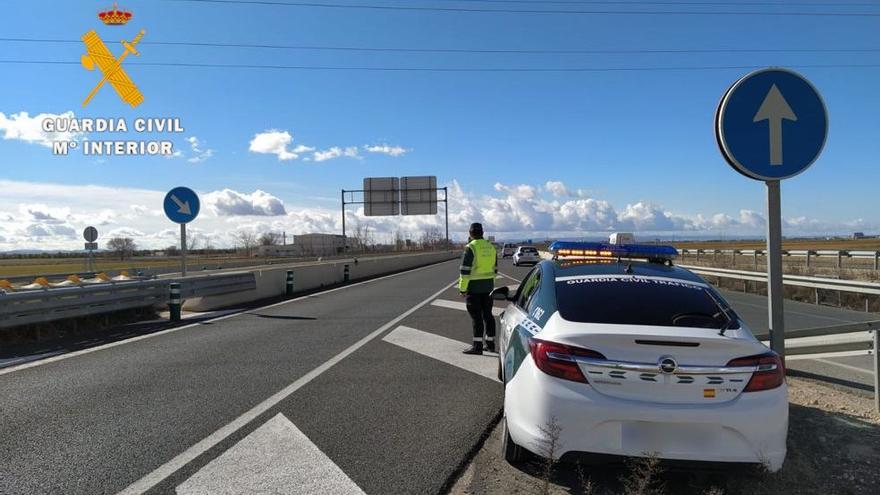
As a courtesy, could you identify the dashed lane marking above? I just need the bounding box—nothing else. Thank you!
[382,325,500,382]
[176,413,365,495]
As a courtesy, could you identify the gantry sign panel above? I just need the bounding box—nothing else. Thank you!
[363,177,400,216]
[400,176,438,215]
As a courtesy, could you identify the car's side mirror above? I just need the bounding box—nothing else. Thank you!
[490,286,510,301]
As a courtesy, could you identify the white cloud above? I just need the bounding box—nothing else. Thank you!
[186,136,214,163]
[204,189,287,216]
[313,146,360,162]
[249,130,302,161]
[544,180,570,198]
[364,144,409,157]
[0,111,84,148]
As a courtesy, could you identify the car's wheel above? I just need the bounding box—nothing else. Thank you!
[502,417,525,464]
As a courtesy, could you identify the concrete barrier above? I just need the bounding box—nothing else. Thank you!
[183,251,458,311]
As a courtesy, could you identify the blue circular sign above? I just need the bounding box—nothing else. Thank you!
[716,68,828,181]
[163,186,200,224]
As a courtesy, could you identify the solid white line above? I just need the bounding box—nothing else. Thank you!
[175,413,365,495]
[383,326,499,382]
[117,279,458,495]
[722,297,858,324]
[497,271,522,283]
[0,260,455,378]
[811,358,875,376]
[430,299,504,316]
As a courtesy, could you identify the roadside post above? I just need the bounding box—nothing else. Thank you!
[286,270,294,295]
[83,226,99,271]
[163,186,201,277]
[715,68,828,360]
[874,329,879,412]
[169,282,181,322]
[343,264,351,282]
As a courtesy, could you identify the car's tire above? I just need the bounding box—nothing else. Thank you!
[502,417,525,464]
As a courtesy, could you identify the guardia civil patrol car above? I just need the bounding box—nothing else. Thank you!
[491,241,787,471]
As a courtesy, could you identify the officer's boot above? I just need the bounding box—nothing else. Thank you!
[462,341,483,355]
[484,338,496,353]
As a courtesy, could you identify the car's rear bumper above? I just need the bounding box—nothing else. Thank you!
[504,359,788,471]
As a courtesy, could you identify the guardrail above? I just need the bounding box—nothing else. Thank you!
[0,272,256,329]
[681,263,879,410]
[679,248,880,270]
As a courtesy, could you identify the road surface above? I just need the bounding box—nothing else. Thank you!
[0,259,875,494]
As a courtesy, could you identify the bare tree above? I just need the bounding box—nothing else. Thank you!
[106,237,137,261]
[420,226,444,250]
[258,231,282,246]
[187,233,199,251]
[351,222,374,253]
[234,230,257,256]
[165,244,180,256]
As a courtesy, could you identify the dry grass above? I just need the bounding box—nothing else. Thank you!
[673,238,880,251]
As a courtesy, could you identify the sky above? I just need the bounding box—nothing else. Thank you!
[0,0,877,250]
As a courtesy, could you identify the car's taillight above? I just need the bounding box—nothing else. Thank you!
[528,338,605,383]
[727,352,785,392]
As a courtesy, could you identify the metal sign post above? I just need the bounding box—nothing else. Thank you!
[715,68,828,360]
[765,181,785,354]
[163,186,201,277]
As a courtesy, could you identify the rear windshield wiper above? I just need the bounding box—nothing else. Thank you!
[703,290,738,336]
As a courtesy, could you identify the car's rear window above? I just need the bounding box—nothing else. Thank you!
[555,275,731,329]
[520,247,537,253]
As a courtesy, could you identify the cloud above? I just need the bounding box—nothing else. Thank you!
[364,144,408,157]
[204,189,287,216]
[544,180,570,198]
[186,136,214,163]
[313,146,360,162]
[248,130,303,161]
[0,111,84,148]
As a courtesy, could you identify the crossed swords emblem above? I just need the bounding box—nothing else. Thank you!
[80,29,146,108]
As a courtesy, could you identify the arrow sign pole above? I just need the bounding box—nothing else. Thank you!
[181,223,187,277]
[753,84,797,166]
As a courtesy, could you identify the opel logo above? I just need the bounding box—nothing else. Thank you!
[658,356,677,374]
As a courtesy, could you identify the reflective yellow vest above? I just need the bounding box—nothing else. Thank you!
[459,238,497,293]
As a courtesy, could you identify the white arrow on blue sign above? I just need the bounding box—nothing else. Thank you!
[163,186,200,224]
[715,68,828,181]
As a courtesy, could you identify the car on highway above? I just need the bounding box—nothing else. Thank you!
[491,241,787,472]
[501,243,517,258]
[512,246,540,266]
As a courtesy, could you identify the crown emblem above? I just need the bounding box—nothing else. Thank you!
[98,2,133,25]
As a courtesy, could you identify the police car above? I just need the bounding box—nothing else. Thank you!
[491,241,787,471]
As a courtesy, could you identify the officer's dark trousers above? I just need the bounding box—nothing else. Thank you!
[465,293,496,342]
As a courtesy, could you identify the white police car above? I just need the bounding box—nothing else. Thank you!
[512,246,540,266]
[491,241,787,471]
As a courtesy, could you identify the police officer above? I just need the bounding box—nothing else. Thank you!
[459,223,498,355]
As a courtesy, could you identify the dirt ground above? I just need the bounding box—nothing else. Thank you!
[448,377,880,495]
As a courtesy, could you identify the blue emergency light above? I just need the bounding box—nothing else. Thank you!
[549,241,678,261]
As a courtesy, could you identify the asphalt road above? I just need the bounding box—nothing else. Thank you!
[1,258,875,495]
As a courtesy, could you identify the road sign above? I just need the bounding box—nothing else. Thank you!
[401,176,438,215]
[363,177,400,216]
[84,242,98,250]
[164,186,200,224]
[716,68,828,181]
[83,226,98,242]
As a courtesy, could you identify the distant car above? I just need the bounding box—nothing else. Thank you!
[492,241,787,472]
[501,243,517,258]
[512,246,540,266]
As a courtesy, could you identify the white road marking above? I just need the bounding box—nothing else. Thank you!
[117,279,458,495]
[722,297,857,324]
[430,299,504,316]
[0,261,454,377]
[383,325,500,382]
[497,271,522,283]
[811,358,875,376]
[176,413,364,495]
